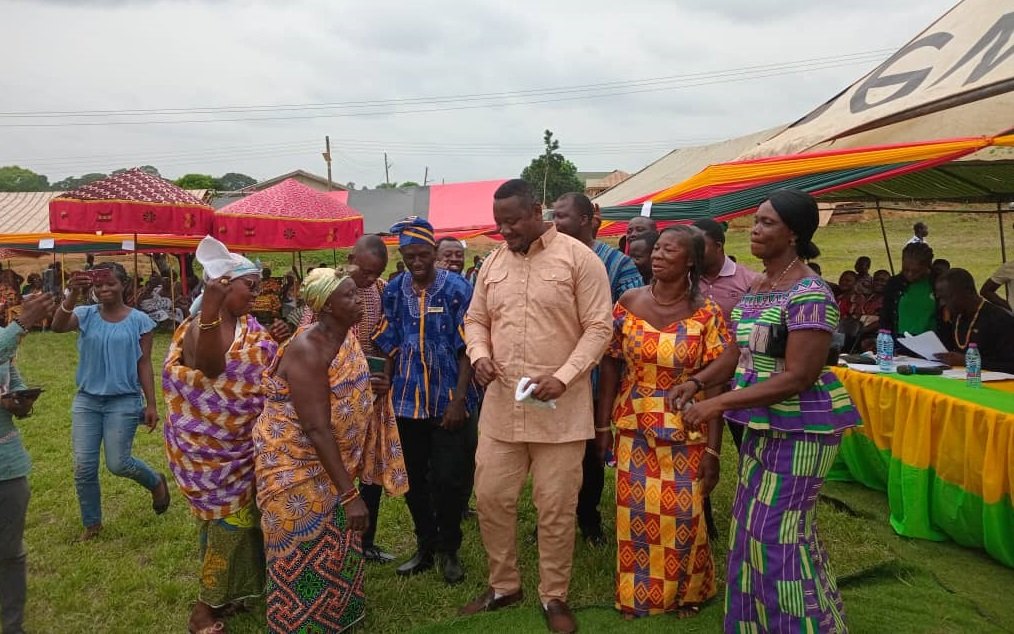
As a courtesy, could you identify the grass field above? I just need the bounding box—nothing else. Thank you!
[10,211,1014,633]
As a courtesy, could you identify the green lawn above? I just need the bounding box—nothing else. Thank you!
[11,211,1014,633]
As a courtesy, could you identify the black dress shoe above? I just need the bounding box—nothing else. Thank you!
[362,545,396,563]
[395,550,434,576]
[583,531,607,548]
[580,525,606,547]
[439,552,465,585]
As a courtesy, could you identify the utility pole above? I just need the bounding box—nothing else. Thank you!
[384,152,392,186]
[322,136,333,191]
[423,166,429,186]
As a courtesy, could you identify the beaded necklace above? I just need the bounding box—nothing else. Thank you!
[953,299,985,351]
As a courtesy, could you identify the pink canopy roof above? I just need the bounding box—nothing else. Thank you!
[427,180,505,232]
[49,168,213,235]
[215,178,364,250]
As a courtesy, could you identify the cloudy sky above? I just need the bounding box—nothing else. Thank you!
[0,0,958,187]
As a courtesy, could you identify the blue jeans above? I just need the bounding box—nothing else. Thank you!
[72,392,160,528]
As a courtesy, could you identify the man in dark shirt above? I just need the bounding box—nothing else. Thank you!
[934,268,1014,373]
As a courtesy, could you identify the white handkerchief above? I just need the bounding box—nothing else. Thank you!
[515,377,556,409]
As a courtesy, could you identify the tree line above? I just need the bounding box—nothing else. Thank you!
[1,130,591,201]
[0,165,257,192]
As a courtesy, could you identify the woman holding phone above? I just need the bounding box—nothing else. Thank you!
[51,262,170,541]
[0,292,54,634]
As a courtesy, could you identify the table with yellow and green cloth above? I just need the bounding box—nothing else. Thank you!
[828,367,1014,567]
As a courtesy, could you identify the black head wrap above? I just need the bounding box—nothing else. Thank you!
[767,189,821,259]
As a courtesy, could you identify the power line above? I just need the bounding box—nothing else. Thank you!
[0,49,890,119]
[0,51,889,128]
[2,136,717,173]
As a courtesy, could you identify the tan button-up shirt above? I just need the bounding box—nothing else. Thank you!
[465,226,612,443]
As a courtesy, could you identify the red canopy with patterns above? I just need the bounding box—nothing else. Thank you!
[214,178,363,250]
[49,168,213,235]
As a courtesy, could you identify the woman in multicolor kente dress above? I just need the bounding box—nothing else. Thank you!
[595,225,730,619]
[675,190,861,633]
[163,236,289,634]
[254,268,408,634]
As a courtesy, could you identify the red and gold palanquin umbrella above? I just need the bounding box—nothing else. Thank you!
[214,178,363,250]
[48,168,213,235]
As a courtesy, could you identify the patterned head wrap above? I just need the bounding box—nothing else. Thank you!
[301,267,350,314]
[390,216,436,248]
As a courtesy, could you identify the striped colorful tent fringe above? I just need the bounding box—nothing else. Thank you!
[599,135,1014,225]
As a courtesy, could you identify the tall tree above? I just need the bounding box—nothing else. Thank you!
[51,172,107,191]
[214,172,257,191]
[174,173,216,190]
[399,181,420,188]
[520,130,584,205]
[0,166,50,191]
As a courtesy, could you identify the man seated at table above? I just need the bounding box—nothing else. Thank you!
[933,268,1014,373]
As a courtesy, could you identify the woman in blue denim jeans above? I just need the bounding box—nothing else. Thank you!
[51,262,170,541]
[0,292,54,634]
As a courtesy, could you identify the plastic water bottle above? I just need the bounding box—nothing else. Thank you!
[876,330,895,372]
[966,343,982,388]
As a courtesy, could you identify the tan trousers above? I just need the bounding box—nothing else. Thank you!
[475,433,586,603]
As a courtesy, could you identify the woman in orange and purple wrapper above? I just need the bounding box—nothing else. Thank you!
[254,268,407,633]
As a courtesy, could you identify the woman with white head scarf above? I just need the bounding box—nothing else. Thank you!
[162,236,289,634]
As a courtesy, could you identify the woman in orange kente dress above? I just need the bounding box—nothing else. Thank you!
[595,226,730,619]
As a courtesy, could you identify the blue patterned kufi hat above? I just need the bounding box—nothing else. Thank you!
[390,216,436,248]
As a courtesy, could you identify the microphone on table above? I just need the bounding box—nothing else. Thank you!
[896,365,945,375]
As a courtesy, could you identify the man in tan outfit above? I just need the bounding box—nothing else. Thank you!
[460,179,612,634]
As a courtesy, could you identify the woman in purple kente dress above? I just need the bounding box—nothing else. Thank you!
[672,190,861,633]
[163,236,289,634]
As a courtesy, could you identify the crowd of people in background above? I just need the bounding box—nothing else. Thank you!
[1,200,1013,634]
[816,222,1014,371]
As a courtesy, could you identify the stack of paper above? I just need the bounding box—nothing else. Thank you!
[897,331,949,361]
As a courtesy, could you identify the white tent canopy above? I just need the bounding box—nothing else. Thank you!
[739,0,1014,159]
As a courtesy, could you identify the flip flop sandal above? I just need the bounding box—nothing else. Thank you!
[152,473,171,515]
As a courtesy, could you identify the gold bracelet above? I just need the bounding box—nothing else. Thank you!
[339,489,361,506]
[704,446,721,459]
[58,302,74,314]
[198,316,223,331]
[594,426,611,433]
